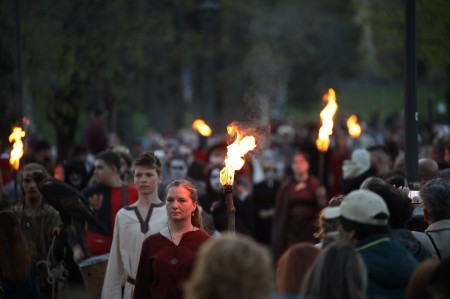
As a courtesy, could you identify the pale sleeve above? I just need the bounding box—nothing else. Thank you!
[101,212,125,299]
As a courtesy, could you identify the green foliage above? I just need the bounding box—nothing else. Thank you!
[363,0,450,77]
[0,0,447,156]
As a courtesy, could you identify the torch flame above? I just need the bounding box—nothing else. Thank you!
[192,119,212,137]
[9,126,26,170]
[220,124,256,186]
[347,114,361,138]
[316,88,338,152]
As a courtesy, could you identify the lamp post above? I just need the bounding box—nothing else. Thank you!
[404,0,418,183]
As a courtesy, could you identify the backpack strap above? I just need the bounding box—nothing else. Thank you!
[425,232,442,260]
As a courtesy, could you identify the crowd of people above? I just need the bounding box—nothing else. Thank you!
[0,114,450,299]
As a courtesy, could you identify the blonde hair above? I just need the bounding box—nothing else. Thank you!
[185,233,274,299]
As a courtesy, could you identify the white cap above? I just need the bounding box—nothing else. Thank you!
[324,190,390,226]
[342,149,371,179]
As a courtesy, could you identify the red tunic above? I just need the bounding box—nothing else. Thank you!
[133,230,210,299]
[83,183,139,255]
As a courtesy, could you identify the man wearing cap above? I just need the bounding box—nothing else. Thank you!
[326,190,417,299]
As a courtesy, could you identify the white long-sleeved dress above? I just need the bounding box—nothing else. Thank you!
[101,202,167,299]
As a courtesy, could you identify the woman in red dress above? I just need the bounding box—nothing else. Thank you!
[133,179,210,299]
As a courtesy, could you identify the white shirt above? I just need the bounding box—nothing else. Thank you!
[101,203,167,299]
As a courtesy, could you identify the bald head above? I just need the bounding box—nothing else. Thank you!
[418,158,439,182]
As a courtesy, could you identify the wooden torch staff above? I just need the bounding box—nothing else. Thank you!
[223,184,235,232]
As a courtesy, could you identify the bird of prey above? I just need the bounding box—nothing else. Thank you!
[39,178,110,235]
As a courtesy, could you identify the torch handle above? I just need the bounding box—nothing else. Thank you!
[223,185,236,232]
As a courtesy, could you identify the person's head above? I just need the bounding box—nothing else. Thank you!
[32,139,53,163]
[316,195,345,247]
[63,158,89,190]
[418,158,440,183]
[111,145,133,179]
[207,142,227,166]
[326,190,390,242]
[94,151,121,185]
[0,210,32,280]
[301,241,367,299]
[20,163,50,203]
[206,164,223,194]
[262,160,278,183]
[291,151,310,178]
[370,184,412,229]
[359,176,386,190]
[90,107,106,123]
[169,153,189,180]
[367,144,391,176]
[133,152,163,196]
[420,178,450,224]
[185,233,273,299]
[166,179,202,228]
[428,256,450,299]
[343,148,372,180]
[406,258,440,299]
[163,138,180,163]
[277,242,319,294]
[382,170,407,188]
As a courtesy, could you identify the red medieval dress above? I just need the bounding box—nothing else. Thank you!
[133,230,210,299]
[271,176,323,262]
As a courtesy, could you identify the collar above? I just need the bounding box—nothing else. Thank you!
[426,219,450,232]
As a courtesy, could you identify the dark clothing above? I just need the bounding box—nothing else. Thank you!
[272,176,323,262]
[341,168,376,195]
[1,262,41,299]
[390,228,431,262]
[357,233,418,299]
[82,183,138,256]
[199,193,253,235]
[134,230,210,299]
[252,180,280,245]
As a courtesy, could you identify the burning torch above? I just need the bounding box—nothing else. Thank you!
[316,88,338,183]
[192,119,212,137]
[9,126,26,199]
[347,114,361,149]
[219,123,256,232]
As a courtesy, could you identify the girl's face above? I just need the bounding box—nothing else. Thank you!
[166,185,197,222]
[292,154,310,176]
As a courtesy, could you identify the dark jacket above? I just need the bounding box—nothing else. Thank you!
[390,228,431,262]
[357,233,418,299]
[1,262,41,299]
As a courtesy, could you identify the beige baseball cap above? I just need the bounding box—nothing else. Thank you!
[324,190,390,226]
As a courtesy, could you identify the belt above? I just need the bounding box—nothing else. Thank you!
[127,276,136,285]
